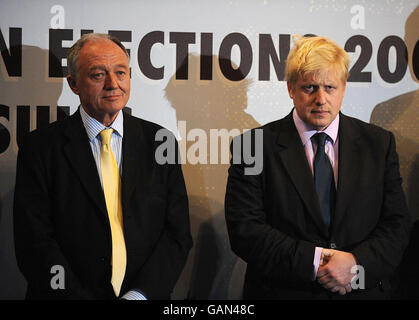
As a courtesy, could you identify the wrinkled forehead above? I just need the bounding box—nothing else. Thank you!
[299,67,346,85]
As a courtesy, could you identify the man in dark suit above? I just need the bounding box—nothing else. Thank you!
[13,33,192,300]
[225,35,411,299]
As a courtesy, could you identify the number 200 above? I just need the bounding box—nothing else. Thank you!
[345,35,418,83]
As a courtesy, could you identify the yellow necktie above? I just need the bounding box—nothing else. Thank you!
[100,128,126,297]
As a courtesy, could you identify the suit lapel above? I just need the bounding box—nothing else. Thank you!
[63,110,108,218]
[275,113,329,237]
[331,114,361,235]
[121,111,144,206]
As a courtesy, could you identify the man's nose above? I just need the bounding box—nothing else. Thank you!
[104,73,118,89]
[315,88,326,105]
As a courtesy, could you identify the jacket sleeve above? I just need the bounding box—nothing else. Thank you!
[13,135,94,299]
[128,138,192,299]
[351,131,412,288]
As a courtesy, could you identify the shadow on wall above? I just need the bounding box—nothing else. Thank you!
[369,6,419,299]
[165,54,259,299]
[0,45,64,299]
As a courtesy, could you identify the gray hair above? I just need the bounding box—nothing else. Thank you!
[67,33,129,78]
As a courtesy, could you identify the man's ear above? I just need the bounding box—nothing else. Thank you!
[287,81,294,99]
[66,75,79,95]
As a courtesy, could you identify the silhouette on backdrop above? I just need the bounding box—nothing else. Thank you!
[165,54,259,299]
[0,45,63,299]
[370,6,419,299]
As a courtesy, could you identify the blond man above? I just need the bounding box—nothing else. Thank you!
[225,35,411,299]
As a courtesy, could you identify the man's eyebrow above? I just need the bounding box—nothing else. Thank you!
[115,63,129,69]
[88,64,129,73]
[88,65,106,72]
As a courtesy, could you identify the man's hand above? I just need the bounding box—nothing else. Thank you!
[316,249,357,295]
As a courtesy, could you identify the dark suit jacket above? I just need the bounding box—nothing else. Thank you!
[13,109,192,300]
[225,111,411,299]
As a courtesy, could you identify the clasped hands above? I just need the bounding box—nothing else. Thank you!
[316,249,357,295]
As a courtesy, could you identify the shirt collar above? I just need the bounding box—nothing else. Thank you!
[292,108,339,146]
[80,106,124,142]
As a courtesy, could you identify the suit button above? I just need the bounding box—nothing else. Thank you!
[330,243,337,249]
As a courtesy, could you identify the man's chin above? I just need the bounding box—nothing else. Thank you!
[99,104,125,114]
[308,119,331,131]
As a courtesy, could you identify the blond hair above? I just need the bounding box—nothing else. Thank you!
[285,35,350,87]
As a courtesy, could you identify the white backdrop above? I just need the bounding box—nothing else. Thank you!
[0,0,418,299]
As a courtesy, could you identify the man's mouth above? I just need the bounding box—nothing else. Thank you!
[311,109,329,115]
[103,94,122,101]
